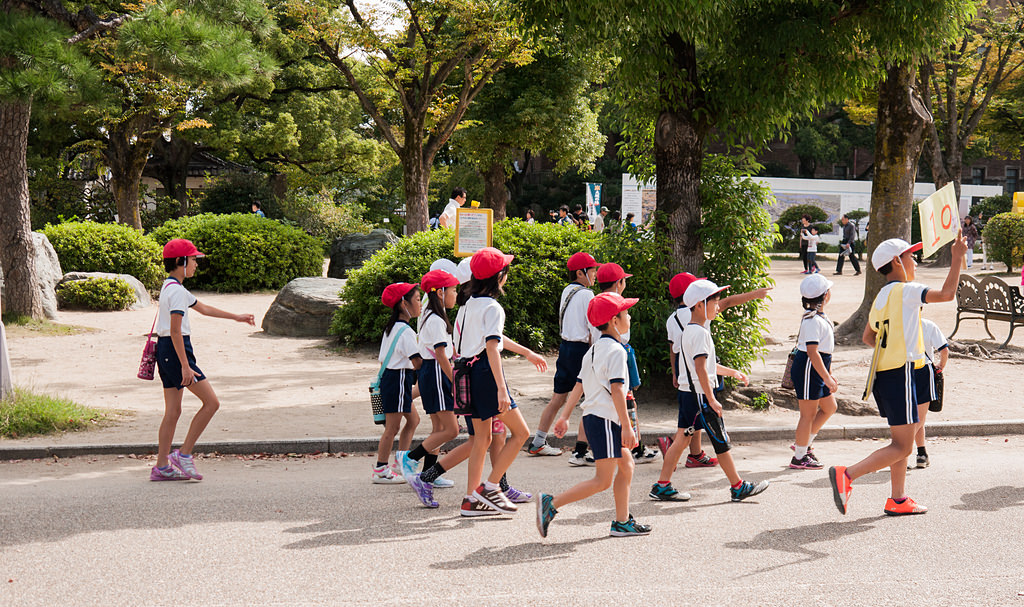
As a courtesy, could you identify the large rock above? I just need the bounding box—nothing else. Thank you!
[0,232,63,319]
[58,272,152,310]
[328,229,398,278]
[262,277,347,337]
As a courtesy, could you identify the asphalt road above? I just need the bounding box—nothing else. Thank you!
[2,436,1024,606]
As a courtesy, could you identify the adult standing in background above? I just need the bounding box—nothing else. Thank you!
[525,209,536,224]
[438,188,467,228]
[834,214,861,276]
[593,206,608,232]
[799,214,811,274]
[962,216,979,268]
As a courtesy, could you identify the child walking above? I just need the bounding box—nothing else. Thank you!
[829,235,966,516]
[804,227,821,274]
[150,239,255,481]
[538,292,652,537]
[788,273,838,470]
[910,316,949,469]
[372,282,422,484]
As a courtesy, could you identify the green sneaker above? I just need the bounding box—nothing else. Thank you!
[610,515,651,537]
[649,482,691,501]
[536,493,557,538]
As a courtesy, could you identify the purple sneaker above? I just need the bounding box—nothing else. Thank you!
[150,465,189,481]
[505,486,533,504]
[409,473,439,508]
[168,449,203,480]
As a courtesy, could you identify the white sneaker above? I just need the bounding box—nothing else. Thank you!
[632,446,658,464]
[372,465,406,484]
[568,452,595,467]
[527,442,563,456]
[432,476,456,488]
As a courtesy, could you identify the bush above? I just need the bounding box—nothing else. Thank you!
[41,221,163,289]
[982,212,1024,272]
[971,194,1012,221]
[277,189,374,251]
[141,192,199,233]
[150,213,324,291]
[56,277,136,311]
[330,221,599,350]
[197,172,280,218]
[775,204,832,251]
[29,173,116,230]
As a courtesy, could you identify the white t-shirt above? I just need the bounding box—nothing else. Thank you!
[378,321,420,370]
[797,313,835,354]
[593,214,605,232]
[678,323,718,393]
[440,199,460,227]
[805,234,820,252]
[665,307,692,354]
[156,278,197,337]
[872,281,930,363]
[453,296,505,358]
[579,335,628,423]
[417,311,452,361]
[559,283,594,343]
[921,318,948,364]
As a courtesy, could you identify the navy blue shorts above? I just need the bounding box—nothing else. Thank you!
[553,341,590,394]
[582,415,623,460]
[418,359,453,414]
[872,363,920,426]
[913,363,937,404]
[677,390,731,455]
[380,368,415,414]
[791,352,833,401]
[469,355,517,421]
[156,336,206,390]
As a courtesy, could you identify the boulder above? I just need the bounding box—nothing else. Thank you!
[262,277,347,337]
[328,229,398,278]
[0,233,63,319]
[58,272,152,310]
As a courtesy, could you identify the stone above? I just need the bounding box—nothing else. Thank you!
[262,277,347,337]
[58,272,152,310]
[1,233,63,320]
[327,229,398,278]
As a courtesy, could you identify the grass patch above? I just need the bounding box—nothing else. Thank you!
[0,388,108,438]
[2,314,94,338]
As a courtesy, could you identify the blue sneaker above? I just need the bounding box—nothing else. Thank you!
[397,451,418,482]
[409,473,438,508]
[730,479,769,502]
[536,493,557,538]
[649,482,691,501]
[610,515,651,537]
[431,476,455,488]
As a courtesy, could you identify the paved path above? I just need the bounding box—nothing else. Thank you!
[3,436,1023,605]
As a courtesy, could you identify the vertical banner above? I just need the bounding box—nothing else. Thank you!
[918,183,959,258]
[585,183,603,222]
[1014,191,1024,214]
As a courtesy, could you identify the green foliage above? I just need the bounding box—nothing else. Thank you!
[0,387,106,439]
[749,392,772,411]
[776,204,832,251]
[699,155,779,374]
[56,277,136,311]
[150,213,323,291]
[982,212,1024,272]
[29,172,116,230]
[198,172,279,217]
[0,11,95,103]
[970,194,1012,220]
[41,221,163,289]
[277,189,373,250]
[141,193,199,233]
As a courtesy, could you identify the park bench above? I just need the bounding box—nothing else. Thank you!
[950,274,1024,348]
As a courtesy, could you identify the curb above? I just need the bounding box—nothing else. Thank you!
[3,419,1023,461]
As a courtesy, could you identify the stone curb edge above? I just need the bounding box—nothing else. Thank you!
[2,419,1022,461]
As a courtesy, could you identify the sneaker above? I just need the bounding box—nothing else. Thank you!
[649,482,691,501]
[568,451,595,467]
[610,515,652,537]
[409,473,438,508]
[472,484,517,514]
[632,446,658,464]
[150,465,189,481]
[460,496,499,517]
[536,493,557,538]
[657,436,672,457]
[527,443,563,456]
[685,451,718,468]
[730,479,770,502]
[371,465,406,484]
[916,454,929,469]
[884,496,927,516]
[505,486,533,504]
[806,451,822,466]
[432,476,455,488]
[789,454,823,470]
[828,465,851,514]
[168,449,202,480]
[396,451,418,481]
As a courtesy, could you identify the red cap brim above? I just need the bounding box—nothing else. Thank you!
[906,242,923,254]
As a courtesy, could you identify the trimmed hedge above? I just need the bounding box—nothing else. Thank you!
[982,212,1024,272]
[41,221,163,289]
[149,213,324,291]
[56,277,136,311]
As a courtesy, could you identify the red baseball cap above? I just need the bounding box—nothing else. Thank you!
[587,292,639,327]
[420,270,459,293]
[567,251,599,272]
[470,247,514,279]
[596,262,632,283]
[381,282,418,307]
[669,272,701,299]
[162,238,205,259]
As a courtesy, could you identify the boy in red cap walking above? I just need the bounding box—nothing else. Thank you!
[150,239,255,481]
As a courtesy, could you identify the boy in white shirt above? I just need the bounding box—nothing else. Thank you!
[911,317,949,469]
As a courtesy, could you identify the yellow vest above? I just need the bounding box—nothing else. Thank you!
[863,283,925,399]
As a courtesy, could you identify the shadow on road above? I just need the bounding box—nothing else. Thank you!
[952,486,1024,512]
[724,516,882,577]
[431,536,609,570]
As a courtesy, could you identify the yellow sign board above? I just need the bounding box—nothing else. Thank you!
[918,183,959,258]
[1014,191,1024,214]
[454,207,493,257]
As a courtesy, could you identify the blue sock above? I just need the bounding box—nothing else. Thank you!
[158,465,172,471]
[178,452,192,459]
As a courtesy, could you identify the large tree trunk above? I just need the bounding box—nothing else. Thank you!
[400,120,430,234]
[837,62,931,340]
[106,118,159,230]
[148,135,195,217]
[0,99,44,320]
[483,160,507,221]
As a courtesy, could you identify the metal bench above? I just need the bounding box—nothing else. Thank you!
[951,275,1024,348]
[949,275,988,339]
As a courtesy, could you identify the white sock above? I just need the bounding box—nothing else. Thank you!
[484,480,500,491]
[532,431,547,447]
[809,433,817,445]
[466,494,476,502]
[795,445,809,459]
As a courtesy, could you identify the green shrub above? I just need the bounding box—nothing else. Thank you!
[197,172,279,218]
[775,204,832,251]
[141,192,199,233]
[971,193,1012,220]
[0,387,106,438]
[150,213,324,291]
[29,171,116,230]
[982,212,1024,272]
[56,277,136,311]
[330,221,599,350]
[277,189,373,251]
[41,221,163,289]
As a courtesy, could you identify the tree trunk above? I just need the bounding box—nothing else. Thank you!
[148,135,195,217]
[0,99,44,320]
[837,62,931,340]
[483,160,507,221]
[106,118,159,230]
[400,119,430,234]
[270,172,288,203]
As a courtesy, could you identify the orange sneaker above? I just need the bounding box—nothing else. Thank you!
[828,465,852,515]
[884,497,927,516]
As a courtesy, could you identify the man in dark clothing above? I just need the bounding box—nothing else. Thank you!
[834,214,861,275]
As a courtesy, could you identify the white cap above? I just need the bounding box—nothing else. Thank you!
[429,258,458,275]
[800,273,834,299]
[455,257,474,284]
[683,279,730,308]
[871,238,923,271]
